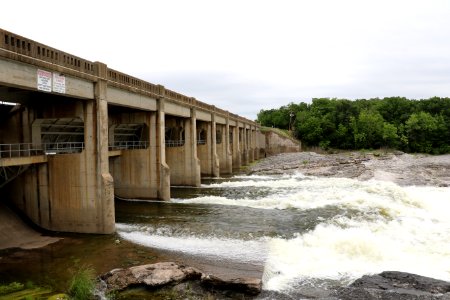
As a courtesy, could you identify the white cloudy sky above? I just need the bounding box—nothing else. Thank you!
[2,0,450,119]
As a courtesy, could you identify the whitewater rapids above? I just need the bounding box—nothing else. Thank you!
[116,173,450,293]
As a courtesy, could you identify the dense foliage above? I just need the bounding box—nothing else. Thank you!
[257,97,450,154]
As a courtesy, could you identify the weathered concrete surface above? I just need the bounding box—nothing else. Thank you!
[264,130,301,156]
[0,202,59,250]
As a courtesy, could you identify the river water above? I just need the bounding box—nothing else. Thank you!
[1,172,449,298]
[117,173,450,297]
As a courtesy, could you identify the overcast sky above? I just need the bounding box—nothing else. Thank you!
[2,0,450,119]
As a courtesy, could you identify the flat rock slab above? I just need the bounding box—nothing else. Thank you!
[100,261,262,296]
[100,262,202,292]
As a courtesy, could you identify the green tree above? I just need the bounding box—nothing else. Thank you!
[351,110,385,149]
[405,112,438,153]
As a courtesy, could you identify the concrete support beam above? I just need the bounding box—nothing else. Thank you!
[241,126,249,166]
[196,115,219,177]
[155,97,170,199]
[210,114,220,177]
[248,127,255,163]
[217,119,232,174]
[231,125,241,170]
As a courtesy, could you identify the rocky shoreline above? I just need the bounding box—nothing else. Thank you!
[98,262,450,299]
[249,151,450,187]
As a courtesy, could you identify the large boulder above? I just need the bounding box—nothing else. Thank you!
[201,274,262,295]
[334,271,450,300]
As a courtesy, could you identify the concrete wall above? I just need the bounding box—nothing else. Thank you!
[0,28,271,235]
[108,111,160,199]
[165,114,201,186]
[3,97,115,234]
[264,130,301,155]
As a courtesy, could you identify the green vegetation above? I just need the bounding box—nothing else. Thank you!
[0,282,24,295]
[257,97,450,154]
[68,265,96,300]
[0,282,58,300]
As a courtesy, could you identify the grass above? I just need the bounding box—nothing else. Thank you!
[68,265,96,300]
[0,282,24,295]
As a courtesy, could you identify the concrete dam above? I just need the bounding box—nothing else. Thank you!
[0,28,298,235]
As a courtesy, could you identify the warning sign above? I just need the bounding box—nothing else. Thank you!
[53,73,66,94]
[37,69,52,92]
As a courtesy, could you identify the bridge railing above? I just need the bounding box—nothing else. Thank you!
[165,140,185,147]
[0,143,43,158]
[0,142,86,158]
[108,141,148,150]
[43,142,85,154]
[0,29,95,75]
[1,28,259,127]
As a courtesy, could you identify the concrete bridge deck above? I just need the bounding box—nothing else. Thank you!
[0,28,267,234]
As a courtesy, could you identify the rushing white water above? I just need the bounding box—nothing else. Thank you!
[117,173,450,293]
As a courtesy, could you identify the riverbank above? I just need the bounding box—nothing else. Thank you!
[249,151,450,187]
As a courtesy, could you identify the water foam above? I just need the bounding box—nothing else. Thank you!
[261,182,450,291]
[118,173,450,293]
[116,223,267,263]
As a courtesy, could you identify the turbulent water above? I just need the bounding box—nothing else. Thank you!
[116,173,450,295]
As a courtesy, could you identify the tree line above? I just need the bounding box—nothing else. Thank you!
[257,97,450,154]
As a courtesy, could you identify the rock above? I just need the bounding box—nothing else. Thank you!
[201,274,262,295]
[99,262,262,296]
[334,271,450,300]
[100,262,202,292]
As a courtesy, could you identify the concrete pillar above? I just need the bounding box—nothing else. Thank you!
[197,121,212,176]
[188,108,201,186]
[210,113,220,177]
[220,118,233,174]
[248,126,255,163]
[254,127,260,160]
[232,125,241,170]
[242,125,249,166]
[155,96,170,200]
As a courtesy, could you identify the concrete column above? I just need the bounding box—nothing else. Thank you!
[254,127,260,160]
[242,125,249,166]
[232,125,241,170]
[210,113,220,177]
[188,108,201,186]
[155,96,170,200]
[248,126,255,163]
[222,118,233,174]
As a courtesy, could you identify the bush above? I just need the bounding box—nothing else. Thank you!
[68,265,96,300]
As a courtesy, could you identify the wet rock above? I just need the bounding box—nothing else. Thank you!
[334,271,450,300]
[99,262,262,297]
[201,274,262,295]
[100,262,202,292]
